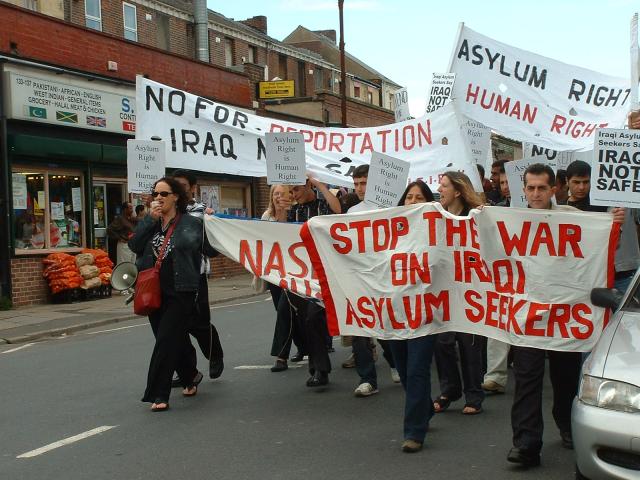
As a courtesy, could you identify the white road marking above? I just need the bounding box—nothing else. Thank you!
[235,361,308,370]
[16,425,117,459]
[212,299,267,309]
[86,324,146,335]
[1,343,35,354]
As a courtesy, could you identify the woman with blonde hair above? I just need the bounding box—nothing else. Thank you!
[432,171,485,416]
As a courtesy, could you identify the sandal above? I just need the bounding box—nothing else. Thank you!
[151,400,169,412]
[433,396,452,413]
[462,405,482,415]
[183,371,203,397]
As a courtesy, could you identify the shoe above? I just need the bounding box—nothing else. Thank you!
[482,380,506,393]
[354,382,379,397]
[341,353,356,369]
[183,371,203,397]
[507,447,540,467]
[171,373,181,388]
[560,430,574,450]
[390,368,401,383]
[290,352,305,362]
[270,359,288,372]
[306,371,329,387]
[209,357,224,379]
[401,439,423,453]
[433,396,452,413]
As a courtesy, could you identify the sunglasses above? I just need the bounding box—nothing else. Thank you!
[151,191,173,198]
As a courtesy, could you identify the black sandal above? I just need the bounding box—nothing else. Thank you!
[183,371,203,397]
[433,396,452,413]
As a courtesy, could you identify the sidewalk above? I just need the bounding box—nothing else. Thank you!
[0,273,259,345]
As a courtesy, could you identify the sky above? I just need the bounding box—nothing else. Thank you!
[209,0,639,117]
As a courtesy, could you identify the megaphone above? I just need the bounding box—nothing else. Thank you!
[111,262,138,304]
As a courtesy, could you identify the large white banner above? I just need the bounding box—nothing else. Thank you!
[136,77,482,191]
[301,204,617,351]
[450,25,631,152]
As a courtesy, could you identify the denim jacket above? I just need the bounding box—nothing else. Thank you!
[128,213,217,292]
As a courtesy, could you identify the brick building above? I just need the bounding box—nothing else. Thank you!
[0,0,403,307]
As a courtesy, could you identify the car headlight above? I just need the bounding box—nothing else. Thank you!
[579,375,640,413]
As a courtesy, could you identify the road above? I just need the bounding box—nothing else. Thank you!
[0,295,576,480]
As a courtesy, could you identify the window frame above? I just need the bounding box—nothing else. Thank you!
[12,166,87,255]
[122,2,138,42]
[84,0,102,31]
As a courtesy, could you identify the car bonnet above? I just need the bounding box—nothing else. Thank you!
[602,312,640,387]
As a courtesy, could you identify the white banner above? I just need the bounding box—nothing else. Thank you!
[450,25,630,152]
[136,77,482,191]
[301,203,617,351]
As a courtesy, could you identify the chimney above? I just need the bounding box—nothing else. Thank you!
[314,30,337,44]
[193,0,209,62]
[240,16,267,35]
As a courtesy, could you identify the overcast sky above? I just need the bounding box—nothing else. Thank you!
[212,0,638,116]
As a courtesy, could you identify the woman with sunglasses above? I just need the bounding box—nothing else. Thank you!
[129,177,217,412]
[389,180,436,453]
[432,171,485,416]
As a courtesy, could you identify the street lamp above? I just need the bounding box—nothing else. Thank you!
[339,0,347,127]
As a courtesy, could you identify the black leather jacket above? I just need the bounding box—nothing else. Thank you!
[128,213,218,292]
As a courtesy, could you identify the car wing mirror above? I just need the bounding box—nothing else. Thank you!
[591,288,624,311]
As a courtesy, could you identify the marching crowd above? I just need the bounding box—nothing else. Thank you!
[123,150,636,467]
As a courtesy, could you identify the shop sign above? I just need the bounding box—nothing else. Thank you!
[4,68,136,135]
[259,80,295,99]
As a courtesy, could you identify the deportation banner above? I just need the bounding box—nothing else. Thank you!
[301,203,617,351]
[136,76,482,191]
[449,25,630,152]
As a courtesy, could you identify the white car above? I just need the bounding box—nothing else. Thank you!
[572,272,640,480]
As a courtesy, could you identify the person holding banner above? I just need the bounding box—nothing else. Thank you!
[432,172,485,416]
[388,180,437,453]
[129,177,217,412]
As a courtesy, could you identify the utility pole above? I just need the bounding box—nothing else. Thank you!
[338,0,347,127]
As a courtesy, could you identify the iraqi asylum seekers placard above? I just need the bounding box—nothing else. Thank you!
[426,73,456,113]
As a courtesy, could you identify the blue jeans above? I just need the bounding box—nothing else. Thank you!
[353,336,377,388]
[389,335,436,443]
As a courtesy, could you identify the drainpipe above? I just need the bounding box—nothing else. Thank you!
[0,59,13,301]
[194,0,210,63]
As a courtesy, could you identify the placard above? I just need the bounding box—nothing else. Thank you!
[364,152,410,208]
[37,191,45,209]
[460,116,491,166]
[72,187,82,212]
[127,139,166,194]
[265,132,306,185]
[200,185,220,212]
[426,73,455,113]
[591,128,640,207]
[12,173,27,210]
[522,142,576,171]
[51,202,64,220]
[505,158,548,208]
[393,88,411,122]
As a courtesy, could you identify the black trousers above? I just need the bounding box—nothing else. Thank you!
[286,294,331,374]
[271,289,306,359]
[183,274,224,371]
[511,347,582,453]
[434,332,485,408]
[143,292,198,403]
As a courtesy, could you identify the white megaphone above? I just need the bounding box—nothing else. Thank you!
[110,262,138,304]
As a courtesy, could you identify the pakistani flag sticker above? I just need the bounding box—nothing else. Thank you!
[25,106,47,119]
[56,111,78,123]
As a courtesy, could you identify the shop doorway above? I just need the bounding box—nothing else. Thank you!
[92,181,125,264]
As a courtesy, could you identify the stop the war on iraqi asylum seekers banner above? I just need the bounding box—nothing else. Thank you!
[300,203,619,352]
[135,76,482,191]
[449,25,631,152]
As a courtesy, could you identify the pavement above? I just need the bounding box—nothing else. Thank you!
[0,272,257,345]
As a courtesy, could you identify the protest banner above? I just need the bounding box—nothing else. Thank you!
[393,88,411,122]
[265,132,306,185]
[126,139,166,194]
[591,128,640,207]
[301,203,617,351]
[449,25,631,152]
[426,73,456,113]
[522,142,575,171]
[364,152,410,208]
[504,158,546,207]
[136,77,482,191]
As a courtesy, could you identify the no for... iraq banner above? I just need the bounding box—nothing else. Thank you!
[449,25,631,152]
[135,76,482,190]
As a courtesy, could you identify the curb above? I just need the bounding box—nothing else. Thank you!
[1,291,263,345]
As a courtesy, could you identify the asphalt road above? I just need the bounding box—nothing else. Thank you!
[0,295,577,480]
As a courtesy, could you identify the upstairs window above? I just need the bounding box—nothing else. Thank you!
[248,45,257,64]
[85,0,102,31]
[123,3,138,41]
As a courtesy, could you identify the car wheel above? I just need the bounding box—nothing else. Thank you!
[575,463,590,480]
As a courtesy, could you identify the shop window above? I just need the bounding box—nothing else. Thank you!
[85,0,102,31]
[12,169,85,253]
[123,3,138,42]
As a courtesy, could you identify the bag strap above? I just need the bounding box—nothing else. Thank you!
[155,213,181,269]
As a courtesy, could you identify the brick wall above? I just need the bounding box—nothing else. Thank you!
[0,2,252,106]
[210,256,247,279]
[10,257,49,307]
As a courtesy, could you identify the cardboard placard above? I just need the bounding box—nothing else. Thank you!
[364,152,411,208]
[393,88,411,122]
[426,73,455,113]
[265,132,306,185]
[127,139,166,194]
